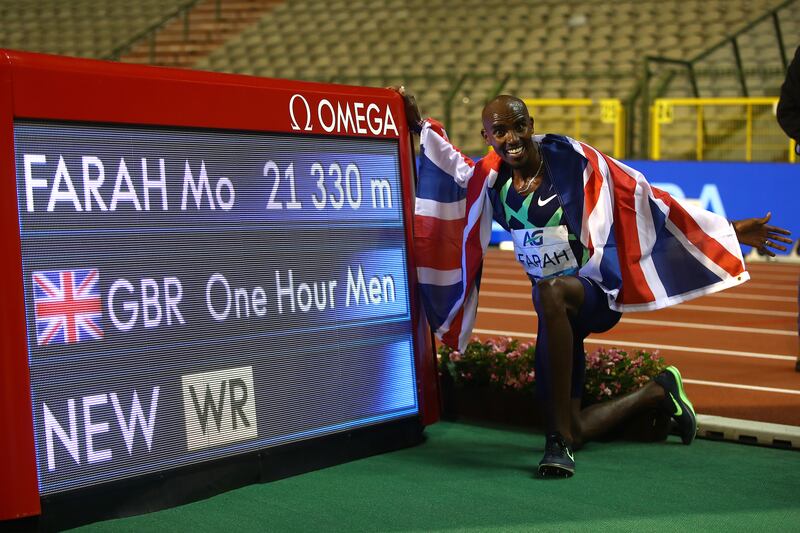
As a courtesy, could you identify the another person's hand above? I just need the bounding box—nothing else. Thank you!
[387,85,422,133]
[733,212,793,257]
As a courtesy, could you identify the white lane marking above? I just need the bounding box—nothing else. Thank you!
[478,290,797,317]
[471,327,797,361]
[683,379,800,396]
[482,264,800,280]
[705,292,796,303]
[481,291,797,310]
[675,304,796,318]
[480,276,797,293]
[477,307,797,336]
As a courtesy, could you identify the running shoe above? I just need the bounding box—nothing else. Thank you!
[538,433,575,478]
[654,365,697,445]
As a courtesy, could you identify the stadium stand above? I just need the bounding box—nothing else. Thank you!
[119,0,280,67]
[0,0,188,58]
[1,0,796,157]
[653,1,799,160]
[194,0,798,155]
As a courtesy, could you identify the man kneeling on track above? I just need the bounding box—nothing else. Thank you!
[393,87,792,478]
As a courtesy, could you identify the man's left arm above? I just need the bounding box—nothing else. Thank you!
[732,212,792,257]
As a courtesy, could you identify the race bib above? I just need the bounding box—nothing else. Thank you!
[512,226,578,280]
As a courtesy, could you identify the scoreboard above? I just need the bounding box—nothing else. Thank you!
[0,50,438,519]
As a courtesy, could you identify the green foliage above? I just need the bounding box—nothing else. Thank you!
[438,336,536,392]
[438,336,666,400]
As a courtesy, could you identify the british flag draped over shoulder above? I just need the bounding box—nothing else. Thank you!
[414,119,749,351]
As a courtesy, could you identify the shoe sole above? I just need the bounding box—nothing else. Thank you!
[666,366,697,445]
[538,463,575,478]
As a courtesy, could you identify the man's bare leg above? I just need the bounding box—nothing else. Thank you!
[532,276,585,445]
[570,382,666,449]
[534,276,672,449]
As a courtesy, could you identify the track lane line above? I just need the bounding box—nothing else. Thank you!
[479,292,796,317]
[479,277,797,293]
[476,307,797,336]
[471,327,797,361]
[689,292,795,303]
[683,379,800,396]
[481,267,800,284]
[659,304,796,318]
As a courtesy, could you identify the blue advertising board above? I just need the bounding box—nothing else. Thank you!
[490,159,799,248]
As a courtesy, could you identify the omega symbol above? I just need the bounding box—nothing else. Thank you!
[289,94,312,132]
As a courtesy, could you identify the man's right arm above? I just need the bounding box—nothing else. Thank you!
[388,85,476,177]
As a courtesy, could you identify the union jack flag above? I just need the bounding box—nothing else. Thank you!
[414,120,748,351]
[33,269,103,345]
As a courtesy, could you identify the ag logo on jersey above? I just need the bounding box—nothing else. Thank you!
[181,366,257,450]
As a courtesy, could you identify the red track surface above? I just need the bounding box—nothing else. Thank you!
[474,249,800,426]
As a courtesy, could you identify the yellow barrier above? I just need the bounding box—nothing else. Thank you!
[651,97,795,162]
[523,98,625,159]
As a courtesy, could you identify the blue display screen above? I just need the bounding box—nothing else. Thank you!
[14,121,418,495]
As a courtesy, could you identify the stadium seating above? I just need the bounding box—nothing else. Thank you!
[195,0,797,155]
[0,0,188,58]
[1,0,796,157]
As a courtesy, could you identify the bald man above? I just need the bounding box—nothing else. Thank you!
[398,88,791,477]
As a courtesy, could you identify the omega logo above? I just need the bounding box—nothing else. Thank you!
[289,94,312,132]
[288,93,399,137]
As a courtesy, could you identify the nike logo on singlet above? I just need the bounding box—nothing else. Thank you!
[537,194,558,207]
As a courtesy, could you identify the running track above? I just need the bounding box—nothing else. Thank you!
[473,249,800,426]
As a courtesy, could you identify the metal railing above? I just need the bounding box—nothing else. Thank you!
[634,0,797,158]
[650,97,795,162]
[523,98,626,159]
[99,0,796,162]
[106,0,224,62]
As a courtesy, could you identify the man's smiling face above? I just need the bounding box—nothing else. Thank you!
[481,96,536,169]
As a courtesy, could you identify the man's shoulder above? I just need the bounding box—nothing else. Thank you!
[539,134,590,160]
[540,133,578,149]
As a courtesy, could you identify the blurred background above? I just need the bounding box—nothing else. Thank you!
[1,0,797,161]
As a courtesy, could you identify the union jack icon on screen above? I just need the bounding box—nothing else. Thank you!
[32,269,103,345]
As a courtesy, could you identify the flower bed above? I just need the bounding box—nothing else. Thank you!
[438,336,671,441]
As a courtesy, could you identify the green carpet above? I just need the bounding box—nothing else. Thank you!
[74,421,800,532]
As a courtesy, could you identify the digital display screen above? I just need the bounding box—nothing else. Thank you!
[14,121,418,495]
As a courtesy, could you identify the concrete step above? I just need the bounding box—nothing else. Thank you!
[696,414,800,449]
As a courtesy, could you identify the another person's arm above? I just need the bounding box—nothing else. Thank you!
[777,46,800,145]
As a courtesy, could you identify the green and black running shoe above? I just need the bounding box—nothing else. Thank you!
[538,433,575,478]
[654,365,697,445]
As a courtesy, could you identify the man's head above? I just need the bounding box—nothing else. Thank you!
[481,95,536,169]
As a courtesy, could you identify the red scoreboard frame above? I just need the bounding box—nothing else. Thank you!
[0,49,439,520]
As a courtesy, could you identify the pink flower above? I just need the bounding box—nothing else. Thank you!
[450,351,462,362]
